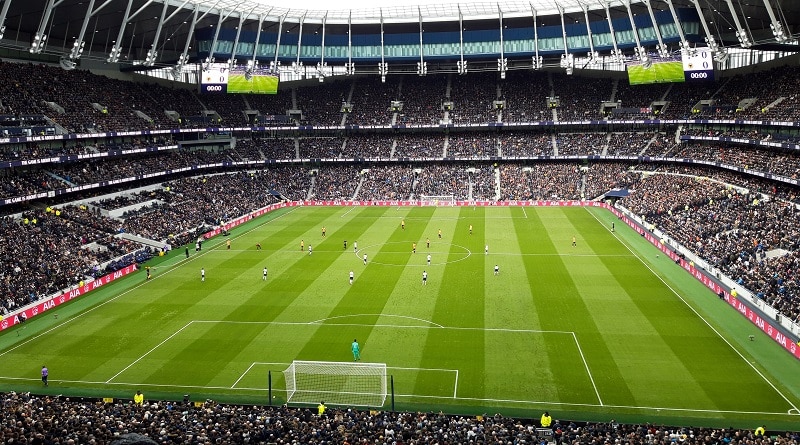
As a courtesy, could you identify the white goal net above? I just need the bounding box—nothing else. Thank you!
[283,360,388,407]
[420,195,455,205]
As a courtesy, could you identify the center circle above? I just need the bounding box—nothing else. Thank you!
[355,241,472,267]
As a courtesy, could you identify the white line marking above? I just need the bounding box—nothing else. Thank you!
[391,393,798,416]
[572,332,603,406]
[309,314,444,328]
[389,366,458,372]
[232,361,292,388]
[208,250,632,257]
[189,319,574,334]
[355,241,473,267]
[106,321,195,384]
[231,362,258,389]
[522,207,528,219]
[0,372,793,417]
[585,207,800,413]
[388,366,459,397]
[340,207,356,218]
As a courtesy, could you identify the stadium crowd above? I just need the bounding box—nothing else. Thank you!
[449,72,499,125]
[0,391,794,445]
[498,70,553,124]
[346,77,399,127]
[300,137,346,159]
[340,134,394,159]
[619,165,800,324]
[447,134,498,158]
[556,133,607,156]
[234,138,297,161]
[3,61,800,134]
[0,205,144,313]
[296,81,350,127]
[358,165,415,200]
[396,75,448,127]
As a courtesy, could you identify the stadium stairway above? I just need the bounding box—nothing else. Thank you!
[307,173,316,200]
[42,115,68,135]
[660,83,673,101]
[117,232,165,250]
[107,199,165,219]
[339,82,352,127]
[45,171,76,188]
[640,133,660,156]
[763,96,787,113]
[609,78,619,103]
[351,172,367,200]
[711,76,734,99]
[493,167,501,201]
[601,133,611,156]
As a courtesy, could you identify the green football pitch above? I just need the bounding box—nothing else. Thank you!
[627,61,685,85]
[227,73,278,94]
[1,205,798,429]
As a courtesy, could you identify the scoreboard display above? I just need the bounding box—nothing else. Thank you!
[682,48,714,82]
[200,63,229,94]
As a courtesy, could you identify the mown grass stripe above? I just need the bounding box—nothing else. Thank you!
[514,207,631,406]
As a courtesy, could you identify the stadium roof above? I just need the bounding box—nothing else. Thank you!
[0,0,797,67]
[203,0,598,22]
[138,0,800,26]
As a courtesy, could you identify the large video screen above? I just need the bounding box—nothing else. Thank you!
[227,66,279,95]
[626,56,685,86]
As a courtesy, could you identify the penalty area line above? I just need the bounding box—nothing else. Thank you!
[105,321,194,384]
[232,362,291,389]
[572,332,603,406]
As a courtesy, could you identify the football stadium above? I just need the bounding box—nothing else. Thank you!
[0,0,799,442]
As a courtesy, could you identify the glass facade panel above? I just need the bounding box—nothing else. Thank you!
[659,23,677,38]
[194,15,702,62]
[615,29,635,45]
[592,33,611,47]
[637,26,656,41]
[566,35,589,49]
[237,42,254,57]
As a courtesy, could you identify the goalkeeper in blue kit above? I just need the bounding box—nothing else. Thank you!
[351,339,361,361]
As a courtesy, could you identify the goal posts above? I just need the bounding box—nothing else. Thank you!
[420,194,455,205]
[283,360,388,407]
